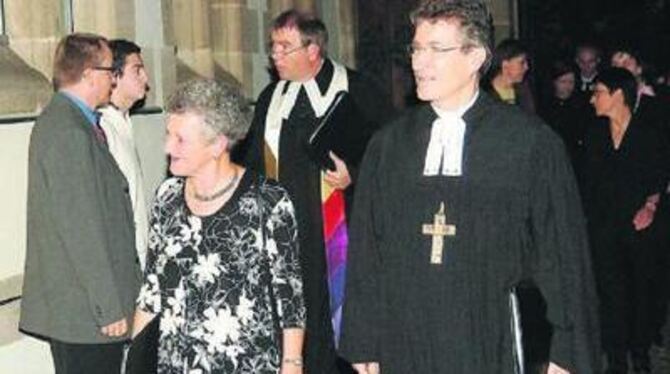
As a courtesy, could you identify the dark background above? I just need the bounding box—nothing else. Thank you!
[518,0,670,77]
[356,0,670,109]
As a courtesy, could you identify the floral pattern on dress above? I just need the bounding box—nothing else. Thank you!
[137,174,305,373]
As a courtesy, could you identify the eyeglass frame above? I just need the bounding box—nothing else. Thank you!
[268,41,311,57]
[406,44,469,58]
[91,66,116,73]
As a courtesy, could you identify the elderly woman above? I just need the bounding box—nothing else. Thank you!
[131,79,305,373]
[582,67,668,374]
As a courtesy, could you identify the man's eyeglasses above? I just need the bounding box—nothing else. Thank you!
[91,66,115,73]
[268,42,310,57]
[406,44,464,57]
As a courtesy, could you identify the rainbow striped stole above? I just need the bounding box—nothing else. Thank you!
[321,173,348,346]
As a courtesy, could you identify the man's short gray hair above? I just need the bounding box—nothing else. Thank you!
[167,79,252,150]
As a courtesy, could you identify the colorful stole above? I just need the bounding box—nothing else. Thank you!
[263,60,350,344]
[321,174,348,346]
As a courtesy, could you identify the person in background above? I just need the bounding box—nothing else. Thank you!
[582,67,669,374]
[19,33,141,374]
[611,48,655,98]
[539,60,593,170]
[131,79,306,373]
[240,9,391,373]
[482,38,535,114]
[99,39,151,270]
[575,43,602,94]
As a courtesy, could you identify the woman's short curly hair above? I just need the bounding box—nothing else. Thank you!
[167,79,252,150]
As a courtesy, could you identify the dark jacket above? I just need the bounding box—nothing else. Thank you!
[20,93,141,344]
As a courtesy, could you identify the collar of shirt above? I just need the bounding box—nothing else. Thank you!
[60,91,100,126]
[580,75,595,83]
[431,90,480,119]
[423,91,479,176]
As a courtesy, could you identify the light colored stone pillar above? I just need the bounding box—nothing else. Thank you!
[247,0,271,98]
[135,0,177,107]
[293,0,316,12]
[317,0,356,67]
[336,0,357,67]
[209,0,246,90]
[491,0,516,42]
[71,0,135,39]
[4,0,63,78]
[268,0,314,18]
[169,0,215,80]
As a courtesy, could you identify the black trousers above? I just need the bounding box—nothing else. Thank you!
[589,221,661,355]
[50,339,125,374]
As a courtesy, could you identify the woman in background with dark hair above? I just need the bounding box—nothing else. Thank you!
[582,67,668,374]
[482,38,536,114]
[539,60,593,170]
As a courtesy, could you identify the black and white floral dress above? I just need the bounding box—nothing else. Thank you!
[136,172,305,373]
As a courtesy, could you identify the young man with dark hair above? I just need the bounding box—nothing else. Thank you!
[99,39,150,270]
[339,1,599,373]
[20,33,141,374]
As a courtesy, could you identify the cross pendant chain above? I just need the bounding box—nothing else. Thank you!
[421,202,456,264]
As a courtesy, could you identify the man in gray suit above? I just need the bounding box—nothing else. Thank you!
[19,33,141,374]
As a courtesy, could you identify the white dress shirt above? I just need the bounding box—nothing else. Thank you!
[99,105,149,270]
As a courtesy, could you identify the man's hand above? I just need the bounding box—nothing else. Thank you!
[353,362,380,374]
[324,151,352,190]
[100,318,128,337]
[547,362,570,374]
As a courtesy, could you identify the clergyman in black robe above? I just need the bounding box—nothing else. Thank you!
[339,2,600,373]
[238,10,390,374]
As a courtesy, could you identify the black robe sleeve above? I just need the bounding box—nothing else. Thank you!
[342,70,394,185]
[339,130,386,364]
[527,125,601,373]
[232,82,276,169]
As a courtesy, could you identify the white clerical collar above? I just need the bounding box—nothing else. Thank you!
[581,75,595,83]
[431,90,479,119]
[423,91,479,177]
[264,60,349,162]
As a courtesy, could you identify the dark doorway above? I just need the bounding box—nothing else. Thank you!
[356,0,419,109]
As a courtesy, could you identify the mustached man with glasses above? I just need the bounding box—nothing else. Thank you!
[20,33,141,374]
[239,9,391,374]
[339,1,600,373]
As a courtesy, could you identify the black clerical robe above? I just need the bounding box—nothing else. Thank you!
[241,59,390,373]
[340,93,600,373]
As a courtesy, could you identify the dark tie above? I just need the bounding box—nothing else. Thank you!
[92,111,107,145]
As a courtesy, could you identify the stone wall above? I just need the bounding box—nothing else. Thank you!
[166,0,357,99]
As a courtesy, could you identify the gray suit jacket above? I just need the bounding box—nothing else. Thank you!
[20,93,142,344]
